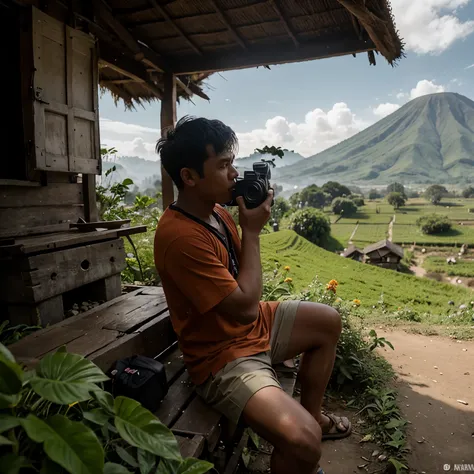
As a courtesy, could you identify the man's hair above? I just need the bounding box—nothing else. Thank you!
[155,116,238,189]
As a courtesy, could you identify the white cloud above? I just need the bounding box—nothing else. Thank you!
[409,79,445,99]
[373,103,401,118]
[99,118,160,160]
[390,0,474,54]
[396,92,407,100]
[236,103,368,157]
[466,63,474,69]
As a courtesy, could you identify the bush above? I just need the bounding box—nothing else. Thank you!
[0,344,213,474]
[350,195,365,207]
[331,197,357,216]
[416,214,452,234]
[368,189,382,200]
[289,208,331,246]
[387,192,406,209]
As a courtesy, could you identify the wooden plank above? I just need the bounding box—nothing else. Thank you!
[172,396,222,452]
[0,207,84,239]
[138,286,163,296]
[177,435,205,459]
[0,183,83,208]
[169,34,375,74]
[160,71,176,209]
[223,431,249,474]
[89,310,176,373]
[9,325,85,360]
[0,239,127,303]
[159,346,185,383]
[155,371,195,427]
[57,328,121,358]
[2,226,146,255]
[102,295,167,332]
[0,180,40,187]
[7,294,65,327]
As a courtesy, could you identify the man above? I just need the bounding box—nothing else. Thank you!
[154,116,351,474]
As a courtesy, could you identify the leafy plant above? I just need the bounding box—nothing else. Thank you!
[0,343,213,474]
[416,214,452,235]
[0,321,42,345]
[288,208,331,247]
[387,192,406,210]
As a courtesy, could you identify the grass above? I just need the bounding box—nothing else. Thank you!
[392,223,474,245]
[352,223,390,245]
[260,230,474,316]
[423,256,474,277]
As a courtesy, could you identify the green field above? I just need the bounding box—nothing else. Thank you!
[423,256,474,277]
[392,223,474,245]
[260,230,473,315]
[352,224,390,245]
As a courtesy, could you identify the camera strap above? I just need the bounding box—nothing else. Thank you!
[169,204,240,278]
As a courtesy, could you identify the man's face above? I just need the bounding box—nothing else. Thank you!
[193,146,239,203]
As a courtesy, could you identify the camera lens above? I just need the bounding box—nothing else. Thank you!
[245,181,265,206]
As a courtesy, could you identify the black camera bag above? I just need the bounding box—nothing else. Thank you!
[111,355,168,412]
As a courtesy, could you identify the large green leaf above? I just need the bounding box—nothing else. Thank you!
[21,414,104,474]
[0,358,23,395]
[0,393,20,410]
[115,446,138,468]
[0,434,14,445]
[0,415,21,433]
[30,352,109,404]
[177,459,214,474]
[138,448,156,474]
[0,343,15,363]
[83,408,110,426]
[104,463,132,474]
[91,390,115,415]
[113,397,181,461]
[0,453,30,474]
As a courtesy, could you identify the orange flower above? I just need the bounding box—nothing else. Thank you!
[284,266,291,271]
[353,299,361,306]
[326,279,338,293]
[284,277,293,283]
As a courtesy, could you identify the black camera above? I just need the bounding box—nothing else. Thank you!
[228,161,273,209]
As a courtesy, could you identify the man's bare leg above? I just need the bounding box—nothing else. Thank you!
[243,386,322,474]
[284,302,350,433]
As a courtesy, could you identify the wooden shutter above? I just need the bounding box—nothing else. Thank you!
[32,7,101,174]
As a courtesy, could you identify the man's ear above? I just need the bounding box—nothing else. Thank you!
[180,167,199,187]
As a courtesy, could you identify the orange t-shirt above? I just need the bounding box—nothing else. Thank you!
[154,204,277,385]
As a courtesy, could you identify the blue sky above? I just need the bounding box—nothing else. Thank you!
[99,0,474,161]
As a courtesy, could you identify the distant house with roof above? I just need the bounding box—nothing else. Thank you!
[362,240,404,270]
[341,245,364,262]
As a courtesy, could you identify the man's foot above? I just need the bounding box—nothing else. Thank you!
[319,412,352,440]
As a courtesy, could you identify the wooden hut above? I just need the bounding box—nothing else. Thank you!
[341,245,364,262]
[363,240,404,270]
[0,0,403,327]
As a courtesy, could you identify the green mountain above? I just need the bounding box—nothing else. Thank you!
[276,93,474,187]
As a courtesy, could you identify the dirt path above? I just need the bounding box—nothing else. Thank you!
[378,329,474,473]
[349,222,359,245]
[240,330,473,474]
[388,214,396,241]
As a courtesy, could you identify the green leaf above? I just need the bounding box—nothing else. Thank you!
[0,343,15,363]
[21,414,104,474]
[56,345,67,353]
[385,418,405,429]
[91,390,115,415]
[0,434,13,445]
[0,453,30,474]
[83,408,110,426]
[138,448,156,474]
[122,178,134,186]
[385,340,395,350]
[31,352,108,404]
[0,393,20,409]
[114,397,181,461]
[241,448,251,468]
[388,458,408,473]
[177,458,213,474]
[339,364,353,381]
[0,415,21,433]
[0,358,23,394]
[247,428,260,449]
[116,446,138,468]
[40,457,67,474]
[155,460,180,474]
[369,329,377,337]
[104,463,132,474]
[360,434,373,443]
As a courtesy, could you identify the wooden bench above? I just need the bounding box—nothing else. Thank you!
[8,285,296,472]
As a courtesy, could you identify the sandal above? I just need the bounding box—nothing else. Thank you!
[321,412,352,441]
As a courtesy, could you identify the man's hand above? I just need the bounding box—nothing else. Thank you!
[237,189,274,236]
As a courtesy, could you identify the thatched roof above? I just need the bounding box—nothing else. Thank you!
[363,240,404,259]
[76,0,404,108]
[341,245,364,258]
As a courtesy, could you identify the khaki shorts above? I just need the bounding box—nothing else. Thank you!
[195,300,300,425]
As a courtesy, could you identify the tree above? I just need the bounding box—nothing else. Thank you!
[416,214,452,234]
[271,197,290,222]
[462,186,474,198]
[387,192,406,209]
[322,181,352,201]
[349,194,365,207]
[331,197,357,216]
[386,182,406,198]
[289,208,331,247]
[289,192,301,208]
[424,185,448,205]
[300,184,326,209]
[368,189,382,200]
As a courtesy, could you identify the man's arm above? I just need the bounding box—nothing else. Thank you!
[215,191,273,325]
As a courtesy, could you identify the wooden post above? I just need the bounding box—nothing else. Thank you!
[160,71,176,210]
